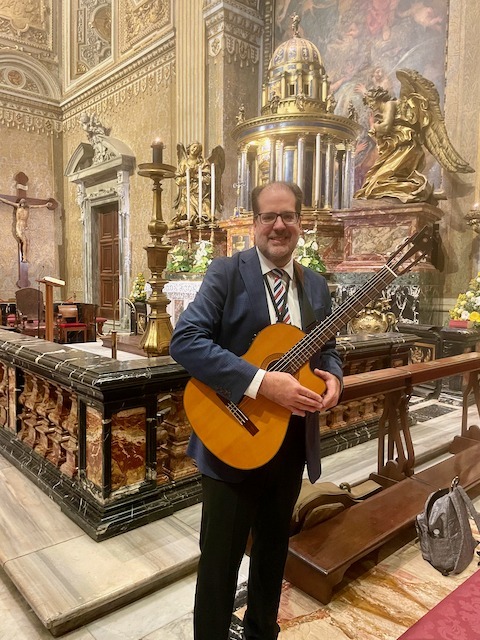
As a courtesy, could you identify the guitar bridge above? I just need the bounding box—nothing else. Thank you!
[219,396,259,436]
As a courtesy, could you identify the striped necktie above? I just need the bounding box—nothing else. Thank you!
[271,268,291,324]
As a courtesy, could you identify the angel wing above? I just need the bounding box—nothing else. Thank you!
[207,145,226,208]
[176,142,188,167]
[397,68,474,173]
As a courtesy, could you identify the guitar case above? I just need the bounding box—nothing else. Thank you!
[290,479,383,535]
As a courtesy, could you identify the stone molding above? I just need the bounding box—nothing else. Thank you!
[0,93,62,134]
[63,34,175,130]
[205,2,262,68]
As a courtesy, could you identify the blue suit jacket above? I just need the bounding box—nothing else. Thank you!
[169,247,343,483]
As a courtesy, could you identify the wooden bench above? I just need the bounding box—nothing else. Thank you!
[285,352,480,604]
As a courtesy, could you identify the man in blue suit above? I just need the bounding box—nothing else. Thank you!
[170,181,343,640]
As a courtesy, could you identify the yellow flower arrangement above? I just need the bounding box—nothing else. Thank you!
[449,272,480,326]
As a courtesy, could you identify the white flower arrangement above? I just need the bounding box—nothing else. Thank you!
[166,239,213,275]
[294,230,326,273]
[191,240,214,273]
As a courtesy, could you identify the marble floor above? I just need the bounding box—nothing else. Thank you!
[1,345,480,639]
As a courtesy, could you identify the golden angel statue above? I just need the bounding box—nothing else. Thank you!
[354,68,474,204]
[169,142,225,229]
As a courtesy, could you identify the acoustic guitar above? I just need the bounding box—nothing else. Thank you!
[183,226,433,470]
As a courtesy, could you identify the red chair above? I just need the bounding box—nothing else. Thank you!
[56,304,87,343]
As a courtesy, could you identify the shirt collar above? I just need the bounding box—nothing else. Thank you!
[256,247,295,280]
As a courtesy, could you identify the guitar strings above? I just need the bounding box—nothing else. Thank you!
[221,236,427,425]
[271,262,403,374]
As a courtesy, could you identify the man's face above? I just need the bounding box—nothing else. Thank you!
[253,185,301,267]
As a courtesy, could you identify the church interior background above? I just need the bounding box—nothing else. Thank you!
[2,1,480,639]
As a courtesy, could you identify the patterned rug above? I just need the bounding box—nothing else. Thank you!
[397,568,480,639]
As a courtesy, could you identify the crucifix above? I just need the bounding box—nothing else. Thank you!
[0,172,58,288]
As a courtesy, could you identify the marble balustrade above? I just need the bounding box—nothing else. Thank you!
[0,329,200,541]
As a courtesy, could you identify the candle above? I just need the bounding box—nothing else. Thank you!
[198,165,203,221]
[186,167,191,222]
[151,138,163,164]
[210,163,216,220]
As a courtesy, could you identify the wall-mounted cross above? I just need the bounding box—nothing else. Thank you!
[0,172,58,288]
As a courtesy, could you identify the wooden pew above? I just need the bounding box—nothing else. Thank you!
[285,352,480,605]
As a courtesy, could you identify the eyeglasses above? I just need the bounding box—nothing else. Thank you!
[255,211,300,225]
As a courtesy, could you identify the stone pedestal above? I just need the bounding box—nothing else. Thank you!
[331,201,443,325]
[218,211,344,269]
[333,201,441,271]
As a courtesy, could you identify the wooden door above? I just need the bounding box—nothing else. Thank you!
[99,208,119,319]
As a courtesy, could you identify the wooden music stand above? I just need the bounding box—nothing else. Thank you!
[37,277,65,341]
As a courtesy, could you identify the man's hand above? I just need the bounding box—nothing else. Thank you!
[258,369,340,417]
[313,368,341,410]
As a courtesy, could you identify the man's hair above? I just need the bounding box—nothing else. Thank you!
[251,181,303,217]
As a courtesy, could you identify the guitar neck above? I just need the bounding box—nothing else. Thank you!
[273,264,398,374]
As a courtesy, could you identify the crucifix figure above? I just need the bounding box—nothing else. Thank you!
[0,172,57,287]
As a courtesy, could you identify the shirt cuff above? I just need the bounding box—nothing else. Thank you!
[244,369,266,399]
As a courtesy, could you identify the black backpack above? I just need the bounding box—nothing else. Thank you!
[416,476,480,576]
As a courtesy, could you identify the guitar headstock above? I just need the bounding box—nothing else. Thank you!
[387,226,434,276]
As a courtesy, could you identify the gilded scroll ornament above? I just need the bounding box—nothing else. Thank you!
[355,68,474,204]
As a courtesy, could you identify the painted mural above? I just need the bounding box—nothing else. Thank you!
[274,0,448,191]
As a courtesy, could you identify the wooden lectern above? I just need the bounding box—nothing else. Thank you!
[37,276,65,341]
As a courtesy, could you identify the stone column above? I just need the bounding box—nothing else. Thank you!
[240,146,248,210]
[314,133,322,209]
[204,1,263,215]
[277,140,285,181]
[297,136,305,192]
[324,138,335,209]
[176,0,205,145]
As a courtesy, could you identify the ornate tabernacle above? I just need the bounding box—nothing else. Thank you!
[231,14,361,214]
[226,14,360,271]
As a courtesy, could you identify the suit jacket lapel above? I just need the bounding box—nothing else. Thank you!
[240,248,270,330]
[294,261,316,331]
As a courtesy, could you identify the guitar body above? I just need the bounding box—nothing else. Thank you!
[182,225,433,471]
[183,323,326,470]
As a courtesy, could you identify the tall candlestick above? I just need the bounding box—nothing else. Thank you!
[198,165,203,222]
[186,167,191,222]
[210,163,216,220]
[151,139,163,164]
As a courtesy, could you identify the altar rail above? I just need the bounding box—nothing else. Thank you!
[0,328,477,544]
[285,352,480,605]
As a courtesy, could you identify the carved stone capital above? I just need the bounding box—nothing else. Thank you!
[205,2,262,68]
